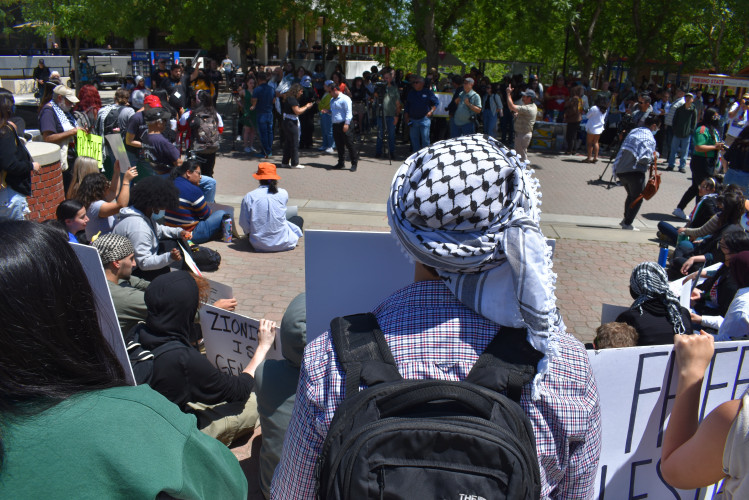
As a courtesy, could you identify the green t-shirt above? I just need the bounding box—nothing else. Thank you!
[0,385,247,499]
[319,93,332,111]
[693,125,719,158]
[108,277,149,337]
[454,90,482,126]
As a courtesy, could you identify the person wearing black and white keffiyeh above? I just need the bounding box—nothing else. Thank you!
[388,133,563,398]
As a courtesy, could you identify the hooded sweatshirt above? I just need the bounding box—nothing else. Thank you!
[254,293,307,498]
[113,206,183,271]
[137,272,254,415]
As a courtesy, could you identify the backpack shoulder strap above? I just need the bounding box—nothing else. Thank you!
[150,340,185,358]
[330,313,403,399]
[464,326,543,402]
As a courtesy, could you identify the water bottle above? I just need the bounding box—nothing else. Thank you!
[221,216,233,243]
[658,243,669,268]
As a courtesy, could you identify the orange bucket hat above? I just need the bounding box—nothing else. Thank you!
[253,162,281,181]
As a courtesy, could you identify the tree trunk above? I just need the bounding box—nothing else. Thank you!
[67,36,81,92]
[413,0,440,71]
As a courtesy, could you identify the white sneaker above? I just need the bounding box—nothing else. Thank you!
[672,208,688,220]
[325,147,335,154]
[621,223,640,231]
[290,164,306,169]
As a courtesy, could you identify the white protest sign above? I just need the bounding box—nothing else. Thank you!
[179,241,202,276]
[70,243,136,385]
[304,230,413,341]
[434,92,453,118]
[206,279,233,305]
[105,133,131,173]
[199,304,283,376]
[590,340,749,499]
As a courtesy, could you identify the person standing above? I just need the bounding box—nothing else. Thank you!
[252,71,276,159]
[374,69,401,160]
[481,83,503,139]
[39,85,83,191]
[280,84,314,169]
[452,77,481,137]
[584,95,609,163]
[666,92,698,173]
[403,76,439,152]
[615,116,660,230]
[726,92,749,146]
[505,86,537,163]
[328,81,358,171]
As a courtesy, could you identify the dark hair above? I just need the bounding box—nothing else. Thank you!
[722,230,749,254]
[114,88,130,105]
[129,175,179,213]
[717,189,746,226]
[644,115,660,128]
[151,88,177,117]
[76,173,110,209]
[0,221,126,468]
[194,89,214,110]
[0,90,13,130]
[639,94,651,104]
[257,71,268,82]
[56,199,84,223]
[732,126,749,151]
[595,322,638,349]
[259,179,279,194]
[170,158,201,181]
[700,107,720,135]
[594,94,609,111]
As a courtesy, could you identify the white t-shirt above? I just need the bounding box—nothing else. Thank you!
[727,102,748,139]
[585,106,608,134]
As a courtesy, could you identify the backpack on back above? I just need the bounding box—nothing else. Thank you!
[188,109,220,154]
[316,313,542,500]
[125,322,184,385]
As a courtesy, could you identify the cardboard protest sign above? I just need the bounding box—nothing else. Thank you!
[76,130,103,168]
[589,341,749,499]
[206,279,233,305]
[433,92,453,118]
[179,241,202,276]
[199,305,283,376]
[70,243,135,385]
[105,133,131,173]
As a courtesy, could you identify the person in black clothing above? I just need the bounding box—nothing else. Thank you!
[281,84,314,169]
[616,261,692,346]
[0,91,41,220]
[32,59,51,91]
[132,271,277,444]
[150,59,170,90]
[657,177,719,246]
[161,61,200,114]
[298,76,317,149]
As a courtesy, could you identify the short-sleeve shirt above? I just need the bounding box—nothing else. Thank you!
[38,104,64,135]
[728,101,749,139]
[454,90,481,126]
[693,125,719,158]
[282,96,299,116]
[125,111,147,154]
[142,133,180,168]
[514,102,538,135]
[253,84,276,114]
[85,199,116,241]
[378,84,401,117]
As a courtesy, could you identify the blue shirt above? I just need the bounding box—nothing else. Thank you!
[405,88,440,120]
[330,93,353,125]
[253,84,275,114]
[239,185,303,252]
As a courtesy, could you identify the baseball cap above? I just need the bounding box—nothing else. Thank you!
[324,79,335,88]
[144,107,171,122]
[521,89,537,99]
[53,85,79,104]
[143,95,162,108]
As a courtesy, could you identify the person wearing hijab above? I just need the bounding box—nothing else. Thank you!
[713,251,749,341]
[271,135,601,498]
[131,271,277,444]
[616,262,692,346]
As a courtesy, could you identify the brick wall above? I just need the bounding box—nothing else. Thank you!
[27,159,63,222]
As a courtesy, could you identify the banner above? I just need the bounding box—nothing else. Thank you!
[434,92,453,118]
[590,341,749,499]
[199,304,283,376]
[76,130,103,168]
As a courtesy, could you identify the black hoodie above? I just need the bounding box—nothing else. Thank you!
[138,271,254,412]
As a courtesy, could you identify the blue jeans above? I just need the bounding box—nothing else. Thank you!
[482,109,498,138]
[668,135,691,169]
[656,221,679,246]
[0,186,28,220]
[320,112,335,149]
[376,115,396,155]
[724,168,749,198]
[455,121,476,137]
[199,175,217,203]
[257,112,274,156]
[409,116,431,152]
[191,210,227,244]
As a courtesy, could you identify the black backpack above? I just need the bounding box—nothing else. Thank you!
[125,322,184,385]
[188,109,220,154]
[316,313,542,500]
[102,105,125,136]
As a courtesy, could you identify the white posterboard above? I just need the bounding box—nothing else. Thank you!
[70,243,136,385]
[199,304,284,376]
[590,340,749,499]
[304,230,413,340]
[433,92,453,118]
[179,241,202,276]
[206,278,233,305]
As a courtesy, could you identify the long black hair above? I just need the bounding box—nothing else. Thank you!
[700,107,720,137]
[260,179,278,194]
[0,221,126,468]
[56,199,84,223]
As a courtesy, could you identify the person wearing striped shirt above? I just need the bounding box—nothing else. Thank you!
[164,159,227,244]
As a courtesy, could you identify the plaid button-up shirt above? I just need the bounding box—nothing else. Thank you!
[271,280,601,499]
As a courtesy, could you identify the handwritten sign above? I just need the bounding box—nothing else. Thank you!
[70,242,135,385]
[590,341,749,499]
[76,130,103,168]
[199,305,283,376]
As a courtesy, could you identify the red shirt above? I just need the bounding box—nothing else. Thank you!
[546,84,570,111]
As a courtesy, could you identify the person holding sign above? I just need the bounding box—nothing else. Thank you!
[76,161,138,241]
[0,221,248,499]
[661,332,749,496]
[132,271,277,445]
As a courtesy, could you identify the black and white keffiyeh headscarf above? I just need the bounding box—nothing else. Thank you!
[630,261,685,334]
[387,134,562,398]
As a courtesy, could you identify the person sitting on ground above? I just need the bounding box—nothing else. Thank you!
[723,126,749,196]
[65,155,100,200]
[0,221,247,499]
[616,261,692,346]
[239,163,303,252]
[56,199,89,243]
[593,322,639,349]
[661,332,749,496]
[271,135,601,498]
[254,292,307,499]
[76,162,138,241]
[131,271,276,445]
[163,158,227,244]
[711,251,749,341]
[92,233,237,337]
[113,175,189,281]
[658,177,719,246]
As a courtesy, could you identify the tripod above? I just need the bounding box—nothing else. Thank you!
[596,120,631,188]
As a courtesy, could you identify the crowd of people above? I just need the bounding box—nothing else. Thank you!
[3,58,749,498]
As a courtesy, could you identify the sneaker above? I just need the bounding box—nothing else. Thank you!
[665,165,675,171]
[672,208,688,220]
[281,163,291,169]
[325,147,335,154]
[678,168,686,173]
[621,223,640,231]
[290,164,306,169]
[243,146,253,153]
